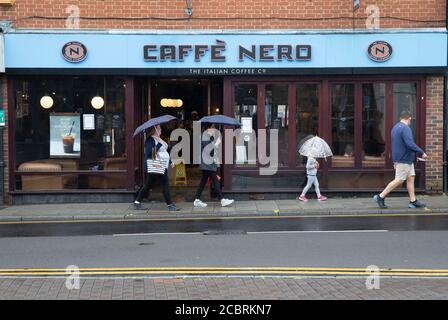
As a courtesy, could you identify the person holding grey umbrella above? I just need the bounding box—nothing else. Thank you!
[133,114,179,212]
[194,118,238,208]
[134,125,179,211]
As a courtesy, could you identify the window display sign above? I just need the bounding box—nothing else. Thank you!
[83,114,95,130]
[50,113,81,158]
[241,117,253,133]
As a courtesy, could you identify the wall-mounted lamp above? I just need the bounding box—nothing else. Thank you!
[185,0,193,16]
[40,96,54,109]
[91,96,105,110]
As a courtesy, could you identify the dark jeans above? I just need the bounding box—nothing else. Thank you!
[136,170,173,205]
[195,170,223,200]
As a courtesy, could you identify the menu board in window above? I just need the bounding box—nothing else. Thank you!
[49,113,81,158]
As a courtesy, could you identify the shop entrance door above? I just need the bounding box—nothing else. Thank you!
[142,78,223,202]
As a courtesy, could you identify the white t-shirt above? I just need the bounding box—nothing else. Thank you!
[153,136,170,169]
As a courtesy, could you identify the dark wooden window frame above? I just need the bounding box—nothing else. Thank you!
[223,75,426,192]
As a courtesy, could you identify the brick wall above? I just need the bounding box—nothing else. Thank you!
[1,77,9,204]
[0,0,445,30]
[425,76,444,193]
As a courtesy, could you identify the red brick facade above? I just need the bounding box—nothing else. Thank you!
[0,0,445,30]
[1,77,8,204]
[425,76,445,192]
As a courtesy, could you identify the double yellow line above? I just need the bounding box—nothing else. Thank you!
[1,267,448,277]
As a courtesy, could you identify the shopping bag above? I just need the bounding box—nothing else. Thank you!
[147,158,167,174]
[147,147,167,174]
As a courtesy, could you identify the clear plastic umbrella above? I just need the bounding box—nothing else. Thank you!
[298,136,333,159]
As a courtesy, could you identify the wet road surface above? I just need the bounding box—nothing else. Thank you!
[0,213,448,238]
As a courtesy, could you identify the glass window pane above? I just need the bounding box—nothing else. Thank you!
[393,83,417,136]
[234,84,258,166]
[331,84,355,167]
[14,77,127,190]
[362,83,386,168]
[296,84,319,166]
[265,84,289,167]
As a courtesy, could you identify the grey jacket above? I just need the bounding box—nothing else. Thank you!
[199,138,219,172]
[306,157,318,176]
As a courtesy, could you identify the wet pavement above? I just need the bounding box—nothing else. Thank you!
[0,194,447,223]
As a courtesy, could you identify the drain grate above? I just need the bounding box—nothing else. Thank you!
[202,230,247,235]
[138,242,155,246]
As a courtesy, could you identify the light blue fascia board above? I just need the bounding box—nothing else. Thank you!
[4,30,447,69]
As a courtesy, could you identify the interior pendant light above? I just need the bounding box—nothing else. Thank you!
[91,96,105,110]
[40,95,54,109]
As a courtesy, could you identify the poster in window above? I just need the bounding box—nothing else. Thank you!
[111,113,123,129]
[241,117,252,133]
[49,113,81,158]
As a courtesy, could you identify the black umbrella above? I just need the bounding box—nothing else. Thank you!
[199,115,241,127]
[133,115,177,137]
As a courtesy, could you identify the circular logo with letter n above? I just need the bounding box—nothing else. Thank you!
[62,41,87,63]
[368,41,392,62]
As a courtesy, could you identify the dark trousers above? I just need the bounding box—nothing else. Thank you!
[195,170,223,200]
[136,170,172,205]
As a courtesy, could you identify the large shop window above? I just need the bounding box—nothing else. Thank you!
[296,84,319,166]
[14,77,127,191]
[393,83,417,136]
[233,84,258,167]
[362,83,386,168]
[226,79,424,191]
[331,84,355,168]
[265,84,289,167]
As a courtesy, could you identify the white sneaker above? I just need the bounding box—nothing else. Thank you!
[221,199,234,207]
[193,199,207,207]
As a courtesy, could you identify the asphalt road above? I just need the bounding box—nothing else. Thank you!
[1,214,448,237]
[0,214,447,272]
[0,230,447,269]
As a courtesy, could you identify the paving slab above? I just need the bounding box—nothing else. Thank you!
[0,195,447,222]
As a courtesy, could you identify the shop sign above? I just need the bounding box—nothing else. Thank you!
[144,43,312,62]
[368,41,392,62]
[62,41,87,63]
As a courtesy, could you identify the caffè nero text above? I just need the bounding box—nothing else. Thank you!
[143,44,312,62]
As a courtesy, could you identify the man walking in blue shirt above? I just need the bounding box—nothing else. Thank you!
[374,110,428,209]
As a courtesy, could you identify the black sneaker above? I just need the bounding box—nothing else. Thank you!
[373,194,388,209]
[167,203,180,212]
[133,202,147,210]
[409,199,426,209]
